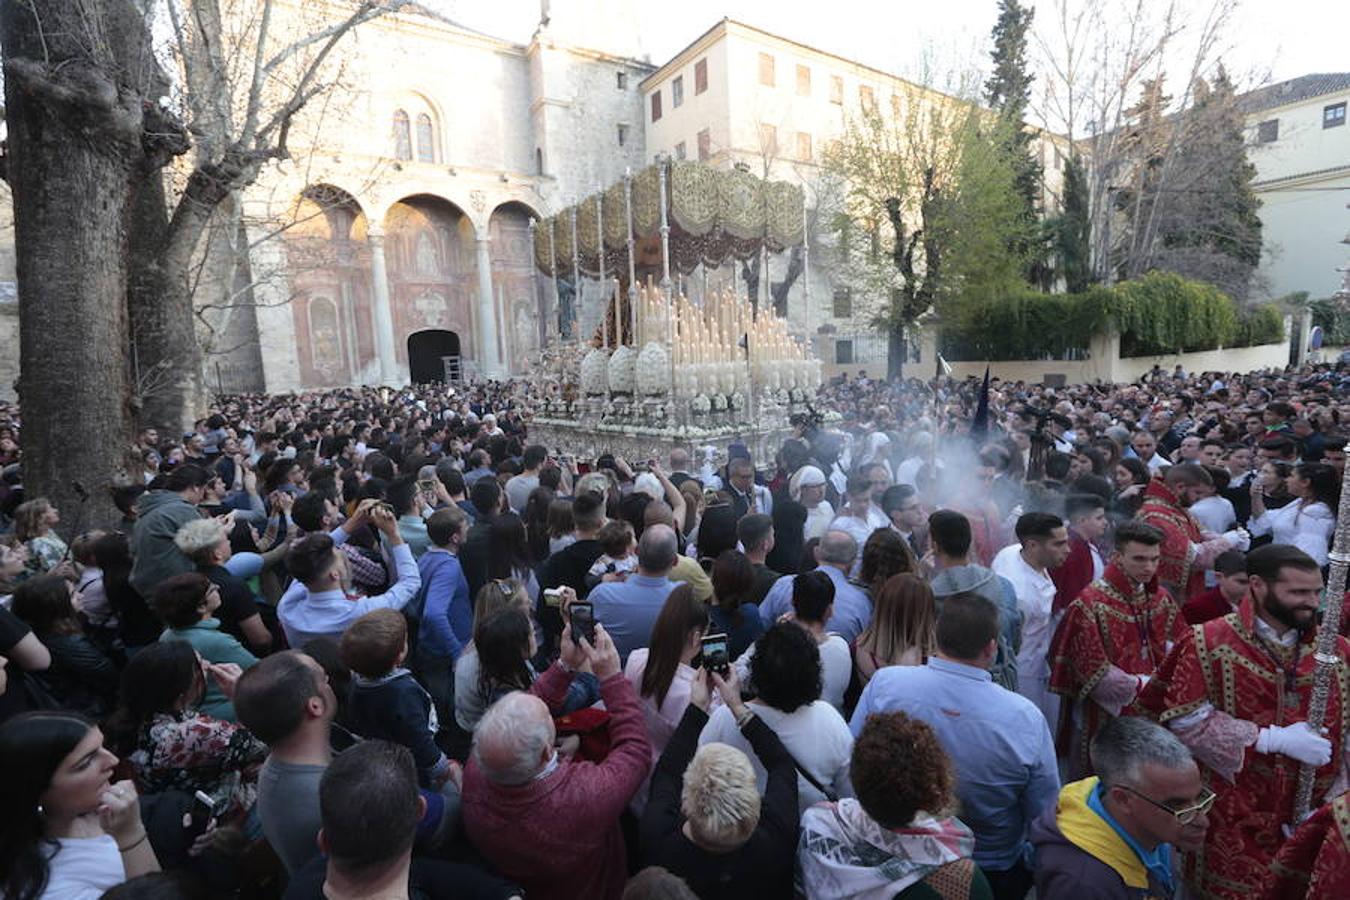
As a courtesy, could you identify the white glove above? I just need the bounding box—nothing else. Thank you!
[1256,722,1332,767]
[1221,529,1251,552]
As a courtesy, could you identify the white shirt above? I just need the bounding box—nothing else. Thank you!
[700,699,855,814]
[1142,453,1171,473]
[732,632,851,714]
[38,835,125,900]
[1190,495,1238,535]
[896,455,927,488]
[992,544,1060,728]
[803,501,836,543]
[1248,500,1336,567]
[828,506,890,561]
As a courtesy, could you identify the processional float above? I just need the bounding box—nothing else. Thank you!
[524,157,824,461]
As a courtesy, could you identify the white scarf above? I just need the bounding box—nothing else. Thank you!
[798,799,975,900]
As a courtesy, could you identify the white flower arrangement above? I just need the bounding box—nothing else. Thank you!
[636,342,671,396]
[711,393,727,411]
[691,393,711,415]
[580,348,610,395]
[607,345,638,394]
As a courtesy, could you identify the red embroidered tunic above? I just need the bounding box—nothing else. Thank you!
[1137,476,1206,602]
[1048,563,1186,771]
[1143,598,1350,900]
[1264,790,1350,900]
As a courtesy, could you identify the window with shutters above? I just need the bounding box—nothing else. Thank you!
[796,132,812,161]
[651,91,662,122]
[672,76,684,108]
[616,71,628,90]
[697,129,711,161]
[796,65,811,96]
[830,75,844,105]
[695,58,708,94]
[675,141,687,160]
[1325,102,1347,128]
[1257,119,1279,143]
[759,53,776,87]
[836,339,855,364]
[859,85,875,112]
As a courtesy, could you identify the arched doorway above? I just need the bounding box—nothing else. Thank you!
[383,195,475,369]
[407,329,461,383]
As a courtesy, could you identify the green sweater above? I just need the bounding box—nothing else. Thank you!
[160,618,258,721]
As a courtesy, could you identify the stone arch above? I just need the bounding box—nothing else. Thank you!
[383,194,477,367]
[489,200,543,374]
[285,184,373,386]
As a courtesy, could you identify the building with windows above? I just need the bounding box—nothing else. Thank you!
[639,18,1068,373]
[1240,73,1350,302]
[1,5,1071,393]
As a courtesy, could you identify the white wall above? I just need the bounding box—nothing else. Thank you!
[1246,86,1350,302]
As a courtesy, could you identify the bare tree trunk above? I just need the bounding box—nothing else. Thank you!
[1,0,145,533]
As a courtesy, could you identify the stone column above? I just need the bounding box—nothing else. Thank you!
[475,234,503,378]
[366,229,400,385]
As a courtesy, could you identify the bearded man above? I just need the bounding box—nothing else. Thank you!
[1142,544,1349,900]
[1137,464,1245,602]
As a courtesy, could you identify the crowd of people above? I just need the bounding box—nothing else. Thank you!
[0,359,1348,899]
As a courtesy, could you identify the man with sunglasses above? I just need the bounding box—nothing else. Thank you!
[1033,716,1211,899]
[1142,544,1349,900]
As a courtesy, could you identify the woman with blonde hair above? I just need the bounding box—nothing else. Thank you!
[852,574,936,687]
[14,498,67,575]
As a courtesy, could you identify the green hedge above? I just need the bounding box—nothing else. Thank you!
[1231,304,1286,348]
[940,272,1282,361]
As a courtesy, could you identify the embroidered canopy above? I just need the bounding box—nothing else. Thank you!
[533,160,806,279]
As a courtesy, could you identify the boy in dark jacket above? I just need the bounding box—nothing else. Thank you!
[340,609,458,792]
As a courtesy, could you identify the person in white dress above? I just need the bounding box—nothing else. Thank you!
[991,513,1071,729]
[1247,462,1338,567]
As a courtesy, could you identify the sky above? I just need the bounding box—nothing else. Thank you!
[446,0,1348,117]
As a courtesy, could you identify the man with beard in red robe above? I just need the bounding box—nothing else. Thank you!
[1137,464,1245,603]
[1049,520,1188,778]
[1143,544,1349,900]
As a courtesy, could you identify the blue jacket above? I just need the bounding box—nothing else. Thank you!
[416,549,471,659]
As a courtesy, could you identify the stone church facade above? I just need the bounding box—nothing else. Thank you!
[226,0,655,393]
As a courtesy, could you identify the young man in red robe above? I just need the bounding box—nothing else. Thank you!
[1049,520,1187,777]
[1143,544,1349,900]
[1181,549,1249,625]
[1050,493,1107,617]
[1137,464,1244,603]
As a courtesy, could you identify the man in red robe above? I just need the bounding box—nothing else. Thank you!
[1049,520,1188,777]
[1182,549,1249,625]
[1143,544,1349,900]
[1137,464,1243,603]
[1050,493,1107,616]
[1263,790,1350,900]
